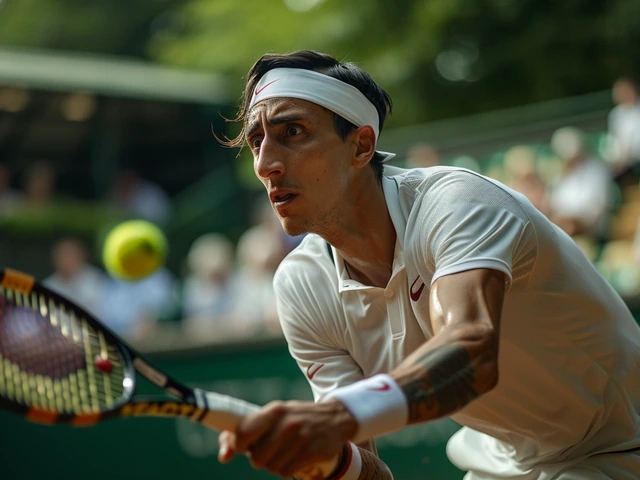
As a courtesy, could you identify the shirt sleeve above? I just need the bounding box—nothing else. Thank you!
[274,254,364,402]
[410,171,531,288]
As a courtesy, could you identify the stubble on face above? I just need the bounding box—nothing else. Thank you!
[279,200,344,238]
[251,99,353,239]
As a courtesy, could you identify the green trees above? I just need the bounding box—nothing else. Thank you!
[1,0,639,127]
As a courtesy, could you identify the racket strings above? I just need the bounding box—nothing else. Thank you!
[0,297,85,378]
[0,287,128,414]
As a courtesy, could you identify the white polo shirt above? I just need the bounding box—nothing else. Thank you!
[273,166,640,477]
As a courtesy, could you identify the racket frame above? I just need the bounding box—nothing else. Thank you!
[0,268,207,426]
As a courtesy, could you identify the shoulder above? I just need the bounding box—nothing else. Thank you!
[385,165,511,193]
[387,166,529,213]
[273,234,346,345]
[274,234,337,299]
[81,265,108,284]
[609,104,623,119]
[382,167,534,244]
[400,168,535,254]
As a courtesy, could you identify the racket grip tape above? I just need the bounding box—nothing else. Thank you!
[198,391,260,432]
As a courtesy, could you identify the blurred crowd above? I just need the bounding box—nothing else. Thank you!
[0,163,172,225]
[406,75,640,298]
[31,197,303,345]
[2,75,639,345]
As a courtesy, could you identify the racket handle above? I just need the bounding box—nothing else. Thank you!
[198,391,260,432]
[198,391,339,479]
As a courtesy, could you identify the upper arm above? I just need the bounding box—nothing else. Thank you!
[411,172,530,348]
[410,171,533,293]
[430,268,506,339]
[391,267,505,423]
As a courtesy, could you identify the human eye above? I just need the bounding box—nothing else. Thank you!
[285,125,303,137]
[248,136,263,151]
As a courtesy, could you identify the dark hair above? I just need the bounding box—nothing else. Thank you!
[219,50,392,182]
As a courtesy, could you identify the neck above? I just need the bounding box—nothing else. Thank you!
[320,174,396,288]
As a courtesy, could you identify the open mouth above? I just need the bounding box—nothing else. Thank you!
[273,193,297,205]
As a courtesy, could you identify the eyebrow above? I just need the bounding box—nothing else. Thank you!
[245,114,307,140]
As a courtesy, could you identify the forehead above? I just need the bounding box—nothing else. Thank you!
[247,97,332,126]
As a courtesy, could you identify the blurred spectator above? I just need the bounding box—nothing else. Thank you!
[607,76,640,188]
[0,164,23,215]
[600,238,640,297]
[182,200,297,342]
[21,160,56,205]
[99,268,177,341]
[43,237,107,316]
[503,145,549,215]
[449,155,481,173]
[110,169,172,225]
[248,197,303,260]
[548,126,614,238]
[181,233,236,326]
[405,142,441,169]
[230,224,283,336]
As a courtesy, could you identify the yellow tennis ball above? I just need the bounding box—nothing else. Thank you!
[102,220,167,281]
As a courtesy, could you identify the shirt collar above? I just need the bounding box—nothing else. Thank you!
[333,170,408,292]
[382,172,407,245]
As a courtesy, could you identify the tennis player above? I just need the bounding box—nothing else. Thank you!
[217,50,640,480]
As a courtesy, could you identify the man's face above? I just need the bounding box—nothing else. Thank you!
[613,80,637,105]
[246,97,356,236]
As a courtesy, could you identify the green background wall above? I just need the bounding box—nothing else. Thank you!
[0,340,464,479]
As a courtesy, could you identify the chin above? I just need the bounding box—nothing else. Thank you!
[280,218,308,237]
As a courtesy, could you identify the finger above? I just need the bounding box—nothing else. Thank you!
[279,438,342,479]
[263,441,309,478]
[291,463,329,480]
[248,422,303,472]
[218,431,237,464]
[235,403,284,452]
[278,443,330,478]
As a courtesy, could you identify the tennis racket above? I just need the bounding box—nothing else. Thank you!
[0,267,261,430]
[0,267,339,479]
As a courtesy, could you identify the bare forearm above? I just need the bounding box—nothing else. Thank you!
[294,445,392,480]
[392,323,498,424]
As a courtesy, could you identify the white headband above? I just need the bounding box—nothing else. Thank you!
[249,68,396,163]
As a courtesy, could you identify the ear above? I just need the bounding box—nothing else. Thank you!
[351,125,376,168]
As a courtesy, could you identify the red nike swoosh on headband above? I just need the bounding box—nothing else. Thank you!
[255,79,280,95]
[307,363,324,380]
[368,382,391,392]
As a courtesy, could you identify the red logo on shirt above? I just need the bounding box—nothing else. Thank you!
[368,382,391,392]
[255,79,280,95]
[410,276,425,301]
[307,363,324,380]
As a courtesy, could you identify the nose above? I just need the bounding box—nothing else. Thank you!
[254,135,285,180]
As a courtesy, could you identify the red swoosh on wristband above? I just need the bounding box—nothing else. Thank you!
[368,382,390,391]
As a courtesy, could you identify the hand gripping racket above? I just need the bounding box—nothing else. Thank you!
[0,268,339,479]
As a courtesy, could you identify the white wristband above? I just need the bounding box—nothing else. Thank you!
[324,374,408,444]
[294,442,361,480]
[329,442,362,480]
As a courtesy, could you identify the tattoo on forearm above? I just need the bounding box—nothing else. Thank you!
[402,344,479,422]
[358,448,393,480]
